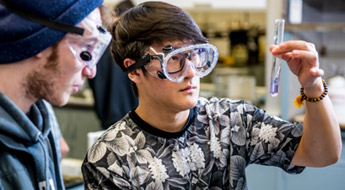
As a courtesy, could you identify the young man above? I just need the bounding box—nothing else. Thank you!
[0,0,111,189]
[82,2,342,190]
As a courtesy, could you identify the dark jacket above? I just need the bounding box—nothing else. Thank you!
[89,45,138,129]
[0,93,64,190]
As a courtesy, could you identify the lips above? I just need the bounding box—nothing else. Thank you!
[72,86,79,93]
[72,84,83,93]
[180,85,196,92]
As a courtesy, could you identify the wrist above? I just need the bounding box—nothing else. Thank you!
[303,78,324,97]
[301,79,328,102]
[294,79,328,108]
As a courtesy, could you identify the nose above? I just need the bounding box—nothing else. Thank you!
[184,60,196,79]
[82,65,97,78]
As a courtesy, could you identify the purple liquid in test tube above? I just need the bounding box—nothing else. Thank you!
[270,19,285,97]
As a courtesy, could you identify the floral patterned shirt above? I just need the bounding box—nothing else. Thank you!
[82,97,304,190]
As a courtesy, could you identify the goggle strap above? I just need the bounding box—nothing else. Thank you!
[127,54,151,73]
[0,0,84,36]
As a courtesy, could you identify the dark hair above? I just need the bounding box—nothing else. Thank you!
[114,0,135,17]
[110,1,207,96]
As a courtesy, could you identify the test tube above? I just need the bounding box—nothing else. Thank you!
[270,19,285,97]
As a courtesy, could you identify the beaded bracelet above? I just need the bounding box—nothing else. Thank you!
[294,79,328,108]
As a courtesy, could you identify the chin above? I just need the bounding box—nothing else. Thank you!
[46,95,70,107]
[60,96,71,106]
[50,100,68,107]
[184,96,199,108]
[59,100,70,107]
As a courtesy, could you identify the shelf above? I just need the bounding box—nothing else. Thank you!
[303,0,345,13]
[285,23,345,32]
[285,0,345,25]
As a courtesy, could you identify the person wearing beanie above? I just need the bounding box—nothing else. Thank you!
[0,0,111,189]
[82,2,341,190]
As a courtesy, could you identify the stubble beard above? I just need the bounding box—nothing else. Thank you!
[25,44,61,105]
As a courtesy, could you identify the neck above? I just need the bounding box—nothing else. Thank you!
[0,62,37,113]
[135,102,190,133]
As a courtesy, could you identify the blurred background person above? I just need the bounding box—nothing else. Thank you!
[88,0,138,130]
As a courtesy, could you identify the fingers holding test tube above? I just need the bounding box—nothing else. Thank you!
[270,40,324,92]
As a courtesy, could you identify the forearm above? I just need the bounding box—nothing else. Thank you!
[271,41,342,167]
[292,90,342,167]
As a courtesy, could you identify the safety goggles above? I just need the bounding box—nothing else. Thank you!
[127,44,219,82]
[0,0,111,68]
[66,16,112,69]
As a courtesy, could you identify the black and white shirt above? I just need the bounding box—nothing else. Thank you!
[82,97,304,190]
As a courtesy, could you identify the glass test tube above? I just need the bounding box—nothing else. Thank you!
[270,19,285,97]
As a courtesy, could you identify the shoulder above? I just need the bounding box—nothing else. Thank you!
[86,116,136,163]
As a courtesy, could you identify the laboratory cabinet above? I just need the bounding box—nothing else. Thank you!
[246,132,345,190]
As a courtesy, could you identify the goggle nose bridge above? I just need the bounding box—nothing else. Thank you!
[162,45,174,54]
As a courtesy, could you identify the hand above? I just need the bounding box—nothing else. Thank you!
[60,137,70,160]
[270,40,324,95]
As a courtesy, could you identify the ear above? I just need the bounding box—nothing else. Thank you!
[34,52,44,59]
[124,58,136,69]
[34,43,55,60]
[31,50,47,67]
[124,58,142,84]
[33,45,52,61]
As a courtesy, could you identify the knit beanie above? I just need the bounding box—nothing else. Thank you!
[0,0,103,63]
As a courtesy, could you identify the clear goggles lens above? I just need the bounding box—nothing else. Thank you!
[66,17,112,68]
[145,44,218,82]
